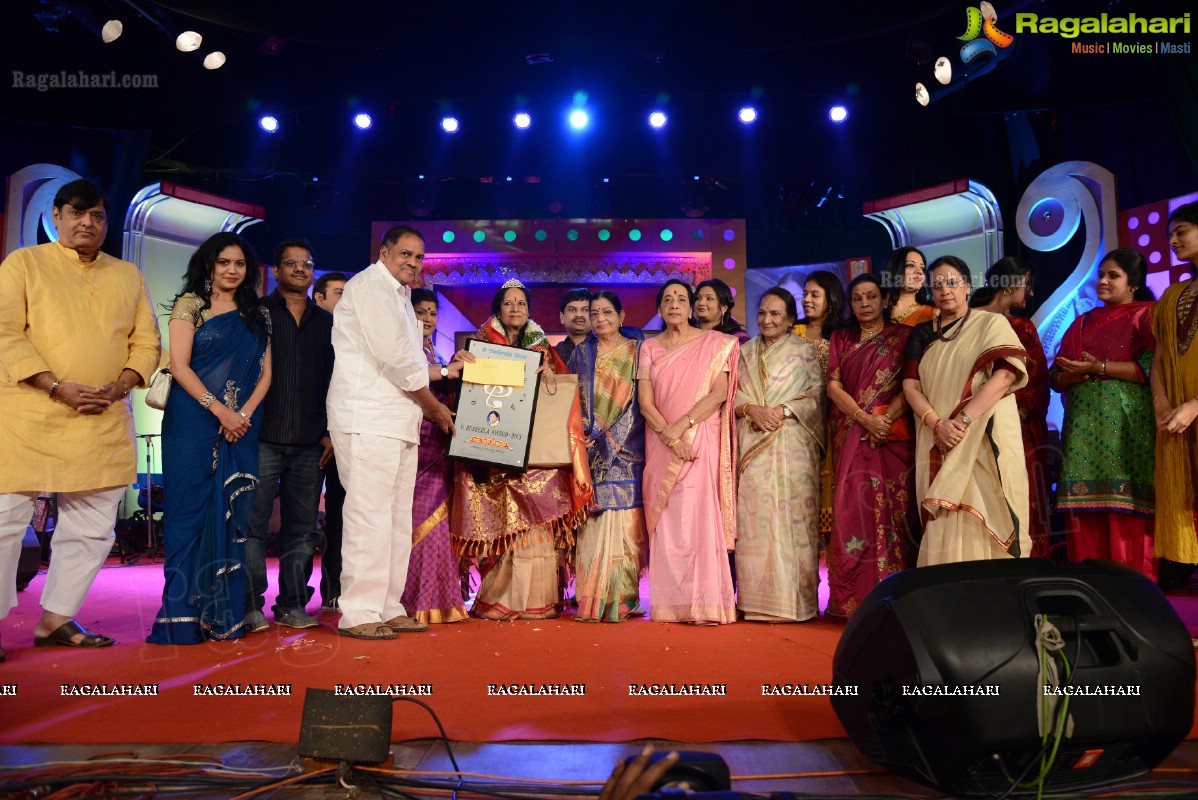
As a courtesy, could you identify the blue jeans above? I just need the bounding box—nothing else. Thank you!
[247,442,323,615]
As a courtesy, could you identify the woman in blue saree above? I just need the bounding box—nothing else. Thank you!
[148,232,271,644]
[568,291,648,621]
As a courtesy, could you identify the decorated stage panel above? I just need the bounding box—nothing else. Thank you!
[370,218,746,358]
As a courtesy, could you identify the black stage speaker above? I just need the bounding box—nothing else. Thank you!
[831,559,1195,796]
[627,751,731,793]
[297,688,392,764]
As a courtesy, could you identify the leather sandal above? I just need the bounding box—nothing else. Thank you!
[384,615,429,633]
[337,623,397,640]
[33,620,115,648]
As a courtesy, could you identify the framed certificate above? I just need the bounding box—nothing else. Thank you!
[447,339,543,469]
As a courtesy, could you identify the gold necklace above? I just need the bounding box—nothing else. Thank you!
[663,330,695,349]
[860,323,883,340]
[893,298,921,322]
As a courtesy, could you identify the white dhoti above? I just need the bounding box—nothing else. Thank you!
[0,486,124,619]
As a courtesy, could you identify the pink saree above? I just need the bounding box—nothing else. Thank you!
[640,330,739,624]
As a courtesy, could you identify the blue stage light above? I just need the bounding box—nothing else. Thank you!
[259,115,279,133]
[569,109,589,130]
[738,106,757,124]
[648,111,667,129]
[829,105,848,123]
[513,112,531,129]
[353,113,372,130]
[441,116,460,133]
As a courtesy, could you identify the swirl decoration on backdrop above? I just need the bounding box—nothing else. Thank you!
[1019,160,1119,431]
[2,163,83,257]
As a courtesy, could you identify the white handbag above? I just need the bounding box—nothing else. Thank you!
[145,366,172,410]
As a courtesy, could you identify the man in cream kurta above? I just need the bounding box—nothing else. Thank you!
[0,179,160,659]
[326,225,454,639]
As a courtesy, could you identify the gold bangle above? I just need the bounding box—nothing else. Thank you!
[48,379,60,398]
[920,408,934,427]
[1153,393,1168,404]
[667,438,681,447]
[1100,360,1108,376]
[199,392,216,409]
[117,379,131,396]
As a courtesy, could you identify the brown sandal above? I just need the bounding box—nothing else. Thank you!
[337,623,397,640]
[384,615,429,633]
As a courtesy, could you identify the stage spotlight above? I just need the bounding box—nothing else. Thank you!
[203,51,225,70]
[828,105,848,123]
[259,115,279,133]
[569,109,589,130]
[513,112,531,129]
[934,56,952,85]
[175,31,201,52]
[353,113,372,130]
[738,106,757,124]
[101,20,122,43]
[441,116,460,133]
[648,111,667,129]
[915,83,930,106]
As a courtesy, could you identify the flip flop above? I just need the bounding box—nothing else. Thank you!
[384,615,429,633]
[337,623,397,640]
[33,620,115,648]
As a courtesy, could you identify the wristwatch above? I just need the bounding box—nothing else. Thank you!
[440,366,449,379]
[782,406,793,419]
[958,412,972,427]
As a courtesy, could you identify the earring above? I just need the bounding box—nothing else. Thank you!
[203,278,211,293]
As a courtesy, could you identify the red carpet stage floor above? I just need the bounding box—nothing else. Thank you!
[2,558,1197,745]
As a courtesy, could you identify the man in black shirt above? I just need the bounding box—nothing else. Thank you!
[245,239,335,631]
[313,271,347,612]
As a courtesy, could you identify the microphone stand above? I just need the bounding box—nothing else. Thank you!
[127,433,163,564]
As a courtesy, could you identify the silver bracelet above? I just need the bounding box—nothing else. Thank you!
[199,392,216,409]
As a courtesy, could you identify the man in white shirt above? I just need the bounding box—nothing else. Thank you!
[326,225,454,639]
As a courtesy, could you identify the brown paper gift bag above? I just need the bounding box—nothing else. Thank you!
[527,373,579,468]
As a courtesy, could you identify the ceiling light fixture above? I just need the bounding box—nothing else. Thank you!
[101,20,122,43]
[175,31,202,52]
[934,56,952,85]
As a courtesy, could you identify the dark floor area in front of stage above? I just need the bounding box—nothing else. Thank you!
[3,739,1198,798]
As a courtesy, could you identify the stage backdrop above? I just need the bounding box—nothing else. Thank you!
[370,219,746,359]
[742,259,869,337]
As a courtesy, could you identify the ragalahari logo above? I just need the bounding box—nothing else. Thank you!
[959,1,1015,63]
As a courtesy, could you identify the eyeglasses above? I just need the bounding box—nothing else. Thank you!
[281,259,315,270]
[590,308,618,318]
